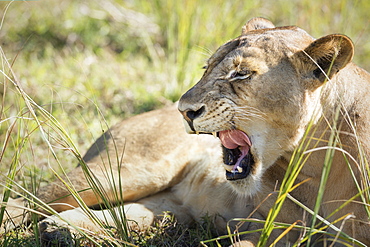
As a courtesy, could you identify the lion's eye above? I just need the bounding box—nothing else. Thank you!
[227,70,253,81]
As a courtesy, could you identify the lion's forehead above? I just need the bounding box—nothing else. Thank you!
[241,26,314,50]
[207,27,314,70]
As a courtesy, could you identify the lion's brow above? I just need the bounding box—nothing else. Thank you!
[206,38,240,72]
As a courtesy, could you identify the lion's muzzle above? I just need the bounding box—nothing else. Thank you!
[178,101,206,133]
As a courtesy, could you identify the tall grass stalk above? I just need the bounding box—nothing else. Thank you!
[339,104,370,218]
[0,48,129,245]
[256,114,319,247]
[304,105,340,246]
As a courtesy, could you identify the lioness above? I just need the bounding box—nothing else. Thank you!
[3,17,370,246]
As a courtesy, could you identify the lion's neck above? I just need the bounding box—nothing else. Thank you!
[318,62,370,163]
[321,63,370,122]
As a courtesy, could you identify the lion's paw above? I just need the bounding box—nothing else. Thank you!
[39,220,74,247]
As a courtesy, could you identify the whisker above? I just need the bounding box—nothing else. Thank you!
[233,105,267,121]
[234,115,265,122]
[235,105,267,116]
[194,45,214,57]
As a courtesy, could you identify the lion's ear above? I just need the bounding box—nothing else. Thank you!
[242,17,275,35]
[297,34,354,86]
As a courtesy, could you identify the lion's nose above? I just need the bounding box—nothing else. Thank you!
[178,104,205,131]
[181,105,205,122]
[178,85,207,130]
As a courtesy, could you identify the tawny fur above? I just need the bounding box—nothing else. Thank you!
[3,18,370,246]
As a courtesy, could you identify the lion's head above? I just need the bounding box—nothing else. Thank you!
[178,17,354,196]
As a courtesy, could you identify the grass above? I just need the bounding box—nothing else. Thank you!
[0,0,370,246]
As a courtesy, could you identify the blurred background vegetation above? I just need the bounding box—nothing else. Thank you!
[1,0,370,210]
[0,0,369,244]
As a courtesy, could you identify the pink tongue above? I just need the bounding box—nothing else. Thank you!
[219,130,251,149]
[219,130,252,172]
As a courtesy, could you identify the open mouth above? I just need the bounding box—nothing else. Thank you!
[218,130,254,181]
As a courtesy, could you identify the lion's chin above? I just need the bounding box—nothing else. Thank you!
[227,172,262,196]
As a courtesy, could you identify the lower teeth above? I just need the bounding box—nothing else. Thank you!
[222,164,234,172]
[222,164,243,173]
